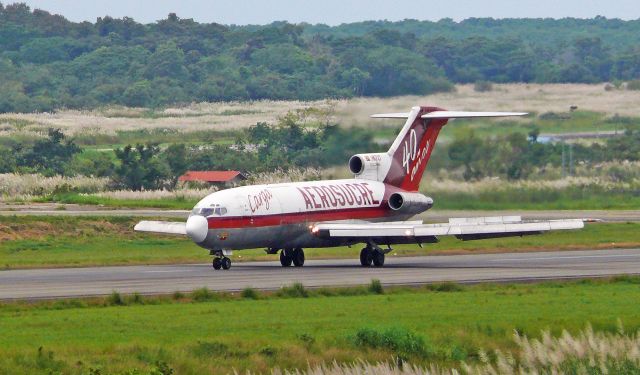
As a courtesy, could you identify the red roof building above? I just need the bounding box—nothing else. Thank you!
[178,171,245,185]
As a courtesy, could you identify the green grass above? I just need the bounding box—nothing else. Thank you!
[447,111,640,140]
[1,216,638,269]
[69,128,237,147]
[368,111,640,143]
[1,278,639,373]
[431,187,640,210]
[34,192,199,209]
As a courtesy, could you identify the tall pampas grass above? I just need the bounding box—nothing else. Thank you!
[265,326,640,375]
[2,84,639,136]
[0,173,109,199]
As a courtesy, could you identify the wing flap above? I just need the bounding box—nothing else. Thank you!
[314,217,584,241]
[134,221,187,236]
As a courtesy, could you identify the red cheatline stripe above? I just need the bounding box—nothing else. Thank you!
[207,207,392,229]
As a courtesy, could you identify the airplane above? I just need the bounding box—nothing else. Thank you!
[135,106,585,270]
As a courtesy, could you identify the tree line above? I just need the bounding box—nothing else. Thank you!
[2,118,640,190]
[0,116,382,190]
[1,3,640,112]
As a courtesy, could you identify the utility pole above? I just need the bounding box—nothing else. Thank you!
[569,143,574,176]
[561,142,566,178]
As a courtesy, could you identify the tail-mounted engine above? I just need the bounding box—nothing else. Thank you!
[349,153,391,181]
[388,192,433,214]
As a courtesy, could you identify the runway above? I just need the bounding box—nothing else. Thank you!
[1,248,639,300]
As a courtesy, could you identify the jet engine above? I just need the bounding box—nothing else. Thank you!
[388,192,433,214]
[349,153,390,180]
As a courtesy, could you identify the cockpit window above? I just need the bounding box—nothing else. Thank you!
[192,204,227,217]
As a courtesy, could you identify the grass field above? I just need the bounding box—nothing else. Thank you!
[1,278,639,374]
[1,84,639,156]
[33,183,640,210]
[0,216,638,269]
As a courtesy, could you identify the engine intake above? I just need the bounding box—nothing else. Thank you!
[348,155,364,174]
[388,192,433,214]
[348,153,389,180]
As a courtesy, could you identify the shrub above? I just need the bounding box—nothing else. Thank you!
[297,333,316,349]
[368,279,384,294]
[259,345,277,357]
[426,282,464,292]
[51,299,87,310]
[351,327,428,358]
[627,80,640,91]
[192,341,229,358]
[106,291,124,306]
[171,291,184,300]
[35,347,67,372]
[474,81,493,92]
[539,111,571,120]
[278,282,308,298]
[151,360,174,375]
[129,292,144,305]
[191,287,215,302]
[241,287,260,299]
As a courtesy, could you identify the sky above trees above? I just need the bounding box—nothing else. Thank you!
[16,0,640,25]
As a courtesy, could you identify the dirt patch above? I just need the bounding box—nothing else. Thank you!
[0,218,137,241]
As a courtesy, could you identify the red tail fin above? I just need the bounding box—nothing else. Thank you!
[372,107,527,192]
[383,106,448,192]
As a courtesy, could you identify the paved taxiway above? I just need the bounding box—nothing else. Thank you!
[1,204,639,222]
[1,248,639,300]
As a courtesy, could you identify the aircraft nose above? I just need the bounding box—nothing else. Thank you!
[186,215,209,243]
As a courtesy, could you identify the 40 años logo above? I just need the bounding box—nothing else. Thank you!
[401,128,430,181]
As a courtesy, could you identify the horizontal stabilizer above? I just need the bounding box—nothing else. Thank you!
[134,221,187,236]
[370,112,411,119]
[421,111,528,119]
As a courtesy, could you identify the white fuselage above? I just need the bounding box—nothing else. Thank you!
[188,178,424,251]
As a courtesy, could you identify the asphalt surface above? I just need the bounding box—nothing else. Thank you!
[1,248,639,300]
[1,203,639,222]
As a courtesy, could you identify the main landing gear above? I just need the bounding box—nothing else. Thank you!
[360,245,386,267]
[211,251,231,270]
[280,248,305,267]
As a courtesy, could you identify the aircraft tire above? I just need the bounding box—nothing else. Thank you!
[221,257,231,270]
[212,257,222,270]
[372,250,385,267]
[360,248,373,267]
[280,249,293,267]
[292,248,305,267]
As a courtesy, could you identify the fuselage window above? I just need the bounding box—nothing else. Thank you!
[192,207,214,216]
[193,205,228,217]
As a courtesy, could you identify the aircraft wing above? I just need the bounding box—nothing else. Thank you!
[134,221,187,236]
[312,216,584,242]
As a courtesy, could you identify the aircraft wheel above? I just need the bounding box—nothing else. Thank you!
[372,250,385,267]
[221,257,231,270]
[360,248,373,267]
[292,248,305,267]
[280,249,293,267]
[212,257,222,270]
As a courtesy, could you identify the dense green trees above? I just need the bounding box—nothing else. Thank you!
[0,128,81,175]
[1,121,640,189]
[1,4,640,112]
